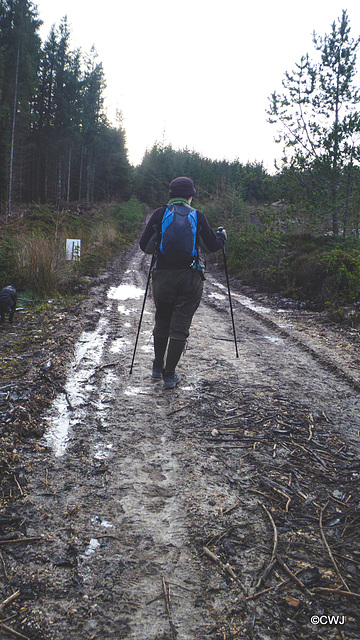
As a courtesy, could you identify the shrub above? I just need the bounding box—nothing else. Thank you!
[319,247,360,303]
[0,236,17,287]
[15,233,72,297]
[112,196,146,241]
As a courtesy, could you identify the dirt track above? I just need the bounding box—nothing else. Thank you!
[1,240,360,640]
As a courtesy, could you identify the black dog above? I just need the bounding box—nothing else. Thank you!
[0,286,17,324]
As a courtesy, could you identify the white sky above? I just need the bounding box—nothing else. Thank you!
[34,0,360,171]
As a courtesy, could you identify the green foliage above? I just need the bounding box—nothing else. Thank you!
[319,246,360,302]
[0,5,131,209]
[112,196,146,242]
[0,198,146,295]
[134,144,274,208]
[235,230,360,307]
[0,235,17,285]
[15,233,72,297]
[268,10,360,235]
[204,187,360,314]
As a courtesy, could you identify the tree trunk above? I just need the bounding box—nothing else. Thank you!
[67,147,72,203]
[343,152,354,238]
[79,147,84,200]
[8,45,20,219]
[58,154,62,205]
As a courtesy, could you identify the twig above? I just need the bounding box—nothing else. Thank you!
[0,537,41,547]
[13,476,24,497]
[0,622,29,639]
[291,440,327,469]
[259,478,292,512]
[59,388,74,411]
[247,569,306,601]
[88,362,119,380]
[312,587,360,599]
[248,603,257,639]
[255,559,277,590]
[0,552,9,582]
[256,503,279,589]
[319,502,350,592]
[162,576,177,640]
[203,546,247,594]
[222,500,244,516]
[166,400,198,417]
[0,590,21,617]
[308,414,314,441]
[276,555,313,596]
[260,503,278,561]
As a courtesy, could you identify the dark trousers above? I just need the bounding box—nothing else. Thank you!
[152,268,203,341]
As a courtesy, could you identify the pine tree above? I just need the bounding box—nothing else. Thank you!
[268,10,360,235]
[0,0,41,213]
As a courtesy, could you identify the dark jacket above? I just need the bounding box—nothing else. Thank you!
[140,205,225,270]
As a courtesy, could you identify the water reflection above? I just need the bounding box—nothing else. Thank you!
[108,284,144,300]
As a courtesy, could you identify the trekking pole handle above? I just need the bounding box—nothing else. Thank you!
[217,226,227,248]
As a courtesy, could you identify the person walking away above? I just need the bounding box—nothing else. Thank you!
[140,176,227,389]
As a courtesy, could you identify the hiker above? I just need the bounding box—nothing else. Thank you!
[140,176,227,389]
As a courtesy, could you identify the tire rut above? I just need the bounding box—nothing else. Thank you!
[3,244,360,640]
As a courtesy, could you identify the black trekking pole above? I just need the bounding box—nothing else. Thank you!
[129,254,155,375]
[219,230,239,358]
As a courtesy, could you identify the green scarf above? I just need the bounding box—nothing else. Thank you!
[168,197,191,206]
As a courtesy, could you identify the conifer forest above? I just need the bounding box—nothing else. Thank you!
[1,1,360,314]
[1,5,360,640]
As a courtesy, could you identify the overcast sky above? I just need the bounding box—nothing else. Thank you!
[34,0,360,171]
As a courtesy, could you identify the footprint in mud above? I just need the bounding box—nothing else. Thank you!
[143,463,167,482]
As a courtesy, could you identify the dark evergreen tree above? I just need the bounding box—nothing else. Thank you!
[268,10,360,234]
[0,0,41,212]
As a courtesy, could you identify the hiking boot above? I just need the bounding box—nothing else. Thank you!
[163,372,181,390]
[151,360,164,380]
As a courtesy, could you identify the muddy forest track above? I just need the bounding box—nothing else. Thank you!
[1,241,360,640]
[223,284,360,395]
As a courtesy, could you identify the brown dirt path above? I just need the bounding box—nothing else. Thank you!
[1,241,360,640]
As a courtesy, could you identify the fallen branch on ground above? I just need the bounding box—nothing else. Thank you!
[319,502,350,593]
[0,590,20,617]
[0,622,29,639]
[203,546,247,594]
[162,576,178,640]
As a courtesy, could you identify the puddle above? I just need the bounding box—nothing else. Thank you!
[43,397,79,457]
[115,305,133,316]
[93,442,113,459]
[208,292,226,301]
[211,279,289,315]
[263,335,284,344]
[124,386,146,396]
[44,319,109,457]
[140,344,153,353]
[75,317,108,368]
[100,519,113,528]
[83,538,101,557]
[108,284,144,301]
[110,337,132,353]
[91,516,114,528]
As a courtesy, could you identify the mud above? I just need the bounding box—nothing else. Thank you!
[1,241,360,640]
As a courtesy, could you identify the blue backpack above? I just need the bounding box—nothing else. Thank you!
[159,204,198,265]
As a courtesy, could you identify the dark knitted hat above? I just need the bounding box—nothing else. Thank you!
[169,176,196,198]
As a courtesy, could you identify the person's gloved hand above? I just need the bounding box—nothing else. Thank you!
[217,226,227,241]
